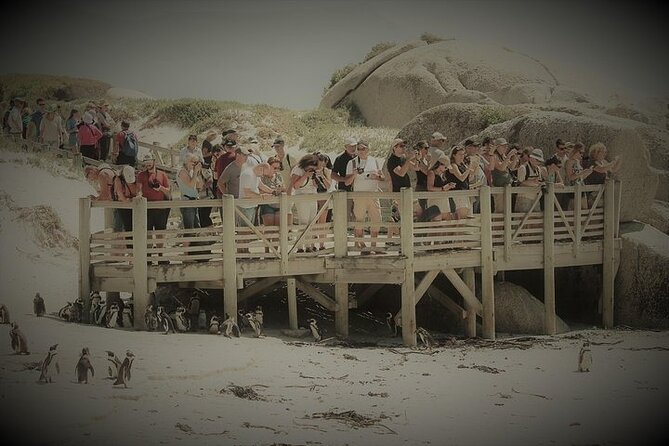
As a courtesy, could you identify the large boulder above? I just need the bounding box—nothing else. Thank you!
[494,281,570,334]
[615,224,669,328]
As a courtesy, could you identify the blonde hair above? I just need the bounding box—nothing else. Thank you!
[588,142,607,159]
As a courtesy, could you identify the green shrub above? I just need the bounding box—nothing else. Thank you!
[363,41,396,62]
[153,99,220,127]
[420,32,448,44]
[479,106,513,127]
[0,74,111,102]
[325,63,358,92]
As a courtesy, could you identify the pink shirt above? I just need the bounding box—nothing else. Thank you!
[77,123,102,146]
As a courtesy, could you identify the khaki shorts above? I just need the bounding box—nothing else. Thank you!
[353,197,381,223]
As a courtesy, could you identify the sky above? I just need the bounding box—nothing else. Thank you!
[1,0,667,110]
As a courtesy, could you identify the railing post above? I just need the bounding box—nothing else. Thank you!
[463,268,477,338]
[132,197,148,329]
[614,180,622,238]
[504,184,512,261]
[79,197,91,323]
[480,185,495,339]
[573,183,582,256]
[279,193,289,275]
[602,180,616,328]
[333,191,349,336]
[287,277,298,330]
[543,183,556,335]
[222,194,238,322]
[400,187,416,346]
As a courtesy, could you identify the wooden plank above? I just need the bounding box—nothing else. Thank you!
[132,198,148,329]
[426,285,467,319]
[543,183,556,335]
[614,180,622,238]
[288,195,332,257]
[279,193,289,275]
[335,282,349,336]
[222,195,237,320]
[580,186,604,237]
[414,270,439,304]
[92,277,135,293]
[504,184,512,261]
[441,269,483,314]
[79,197,92,322]
[511,191,542,242]
[400,187,416,346]
[480,186,495,339]
[463,268,477,337]
[238,277,281,302]
[602,179,616,328]
[333,191,348,257]
[234,206,281,258]
[287,277,298,330]
[295,279,337,312]
[355,284,385,307]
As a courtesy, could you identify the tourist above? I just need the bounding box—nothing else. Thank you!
[96,102,115,161]
[480,136,494,187]
[583,142,622,185]
[246,137,264,167]
[21,104,32,140]
[112,165,139,232]
[426,158,456,219]
[180,134,204,165]
[223,129,239,145]
[201,130,217,167]
[545,156,565,186]
[112,121,138,166]
[7,98,23,138]
[214,140,238,196]
[515,148,547,213]
[78,112,103,160]
[39,106,65,148]
[413,140,431,210]
[386,138,414,241]
[136,154,172,263]
[331,136,358,221]
[177,153,203,231]
[314,152,334,248]
[27,98,46,141]
[84,164,116,202]
[428,131,447,161]
[464,138,486,213]
[218,146,249,198]
[445,146,475,219]
[239,162,273,224]
[259,156,286,226]
[271,137,295,189]
[564,142,594,210]
[65,109,80,153]
[490,137,519,211]
[290,154,320,252]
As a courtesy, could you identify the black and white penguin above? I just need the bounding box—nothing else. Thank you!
[157,306,175,334]
[89,292,101,323]
[222,313,240,338]
[0,304,10,324]
[385,312,397,336]
[70,298,84,323]
[39,344,60,383]
[208,315,221,334]
[33,293,46,317]
[113,351,135,388]
[254,306,264,329]
[174,306,191,332]
[238,309,251,333]
[106,304,120,328]
[578,341,593,372]
[106,351,122,379]
[188,295,200,329]
[121,306,134,328]
[246,313,262,338]
[58,302,73,321]
[75,347,95,384]
[416,327,436,351]
[9,322,30,355]
[144,305,158,331]
[93,300,107,326]
[307,318,323,342]
[197,310,208,331]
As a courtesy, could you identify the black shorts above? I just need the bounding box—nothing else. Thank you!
[259,204,280,216]
[147,208,170,230]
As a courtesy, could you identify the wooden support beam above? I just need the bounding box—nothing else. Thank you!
[222,195,238,322]
[132,197,148,330]
[333,191,348,257]
[79,197,91,323]
[414,270,439,304]
[480,186,495,339]
[238,277,281,303]
[400,187,416,346]
[602,179,616,328]
[504,184,512,261]
[355,284,385,307]
[442,269,483,315]
[463,268,477,338]
[573,183,582,257]
[427,285,467,319]
[279,193,289,275]
[287,277,298,330]
[614,180,622,238]
[543,182,556,335]
[335,283,349,337]
[295,279,338,312]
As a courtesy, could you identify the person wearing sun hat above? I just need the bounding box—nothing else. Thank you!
[515,147,547,213]
[39,105,65,148]
[7,98,24,137]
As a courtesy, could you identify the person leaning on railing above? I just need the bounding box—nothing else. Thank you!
[426,157,456,220]
[445,146,476,220]
[289,154,320,253]
[514,148,547,213]
[137,153,172,263]
[177,153,204,231]
[259,156,286,226]
[564,142,594,210]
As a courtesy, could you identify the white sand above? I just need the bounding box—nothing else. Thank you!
[1,147,668,445]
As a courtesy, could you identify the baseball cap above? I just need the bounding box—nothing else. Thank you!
[414,140,429,150]
[141,153,155,162]
[235,146,250,156]
[493,137,508,146]
[464,138,480,146]
[357,140,369,149]
[224,140,237,147]
[391,138,406,147]
[530,148,545,162]
[431,131,446,140]
[345,137,358,146]
[222,129,237,136]
[121,165,136,183]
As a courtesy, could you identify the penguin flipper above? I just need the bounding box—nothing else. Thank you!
[90,364,95,377]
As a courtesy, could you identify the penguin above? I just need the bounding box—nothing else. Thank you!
[9,322,30,355]
[106,351,122,379]
[197,310,208,331]
[70,298,84,323]
[307,318,323,342]
[93,301,107,326]
[106,304,120,328]
[89,293,101,322]
[394,312,402,337]
[246,313,263,338]
[254,306,264,329]
[385,312,396,336]
[238,309,251,333]
[416,327,436,351]
[33,293,46,317]
[121,306,134,328]
[187,295,200,329]
[58,302,73,321]
[113,351,135,388]
[209,315,221,334]
[174,306,191,332]
[157,306,175,334]
[75,347,95,384]
[144,305,158,331]
[221,313,240,338]
[0,304,10,324]
[578,341,593,372]
[38,344,60,383]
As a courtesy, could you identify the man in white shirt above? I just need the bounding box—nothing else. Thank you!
[345,140,385,254]
[180,134,205,166]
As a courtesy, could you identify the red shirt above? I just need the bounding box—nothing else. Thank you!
[137,169,170,201]
[215,151,236,179]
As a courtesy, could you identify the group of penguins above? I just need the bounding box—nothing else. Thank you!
[0,299,136,386]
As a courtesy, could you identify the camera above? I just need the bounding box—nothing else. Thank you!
[150,179,160,189]
[356,167,364,174]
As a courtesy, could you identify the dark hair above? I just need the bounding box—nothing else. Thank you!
[68,109,79,120]
[297,154,319,170]
[414,140,429,150]
[212,144,223,152]
[481,136,491,146]
[188,134,198,141]
[555,138,565,148]
[431,160,447,171]
[121,121,130,129]
[450,146,464,163]
[573,142,585,153]
[545,156,561,168]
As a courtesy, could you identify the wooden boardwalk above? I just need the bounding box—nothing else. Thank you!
[80,180,622,346]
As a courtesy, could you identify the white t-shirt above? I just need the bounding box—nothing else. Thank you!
[245,151,264,167]
[290,166,317,195]
[238,167,260,208]
[346,156,381,192]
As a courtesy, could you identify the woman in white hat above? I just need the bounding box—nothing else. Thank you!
[514,147,547,213]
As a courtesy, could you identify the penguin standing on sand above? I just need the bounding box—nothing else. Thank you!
[89,292,101,322]
[58,302,73,321]
[385,312,398,336]
[106,304,120,328]
[106,351,122,379]
[0,304,10,324]
[246,313,263,338]
[254,306,264,330]
[221,313,240,338]
[307,318,323,342]
[416,327,436,351]
[578,341,593,372]
[93,301,107,326]
[187,294,200,330]
[144,305,158,331]
[198,310,207,331]
[209,315,221,334]
[174,306,191,332]
[70,298,84,323]
[157,306,175,334]
[121,306,134,328]
[113,351,135,388]
[9,322,30,354]
[33,295,46,317]
[238,310,251,333]
[75,347,95,384]
[38,344,60,383]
